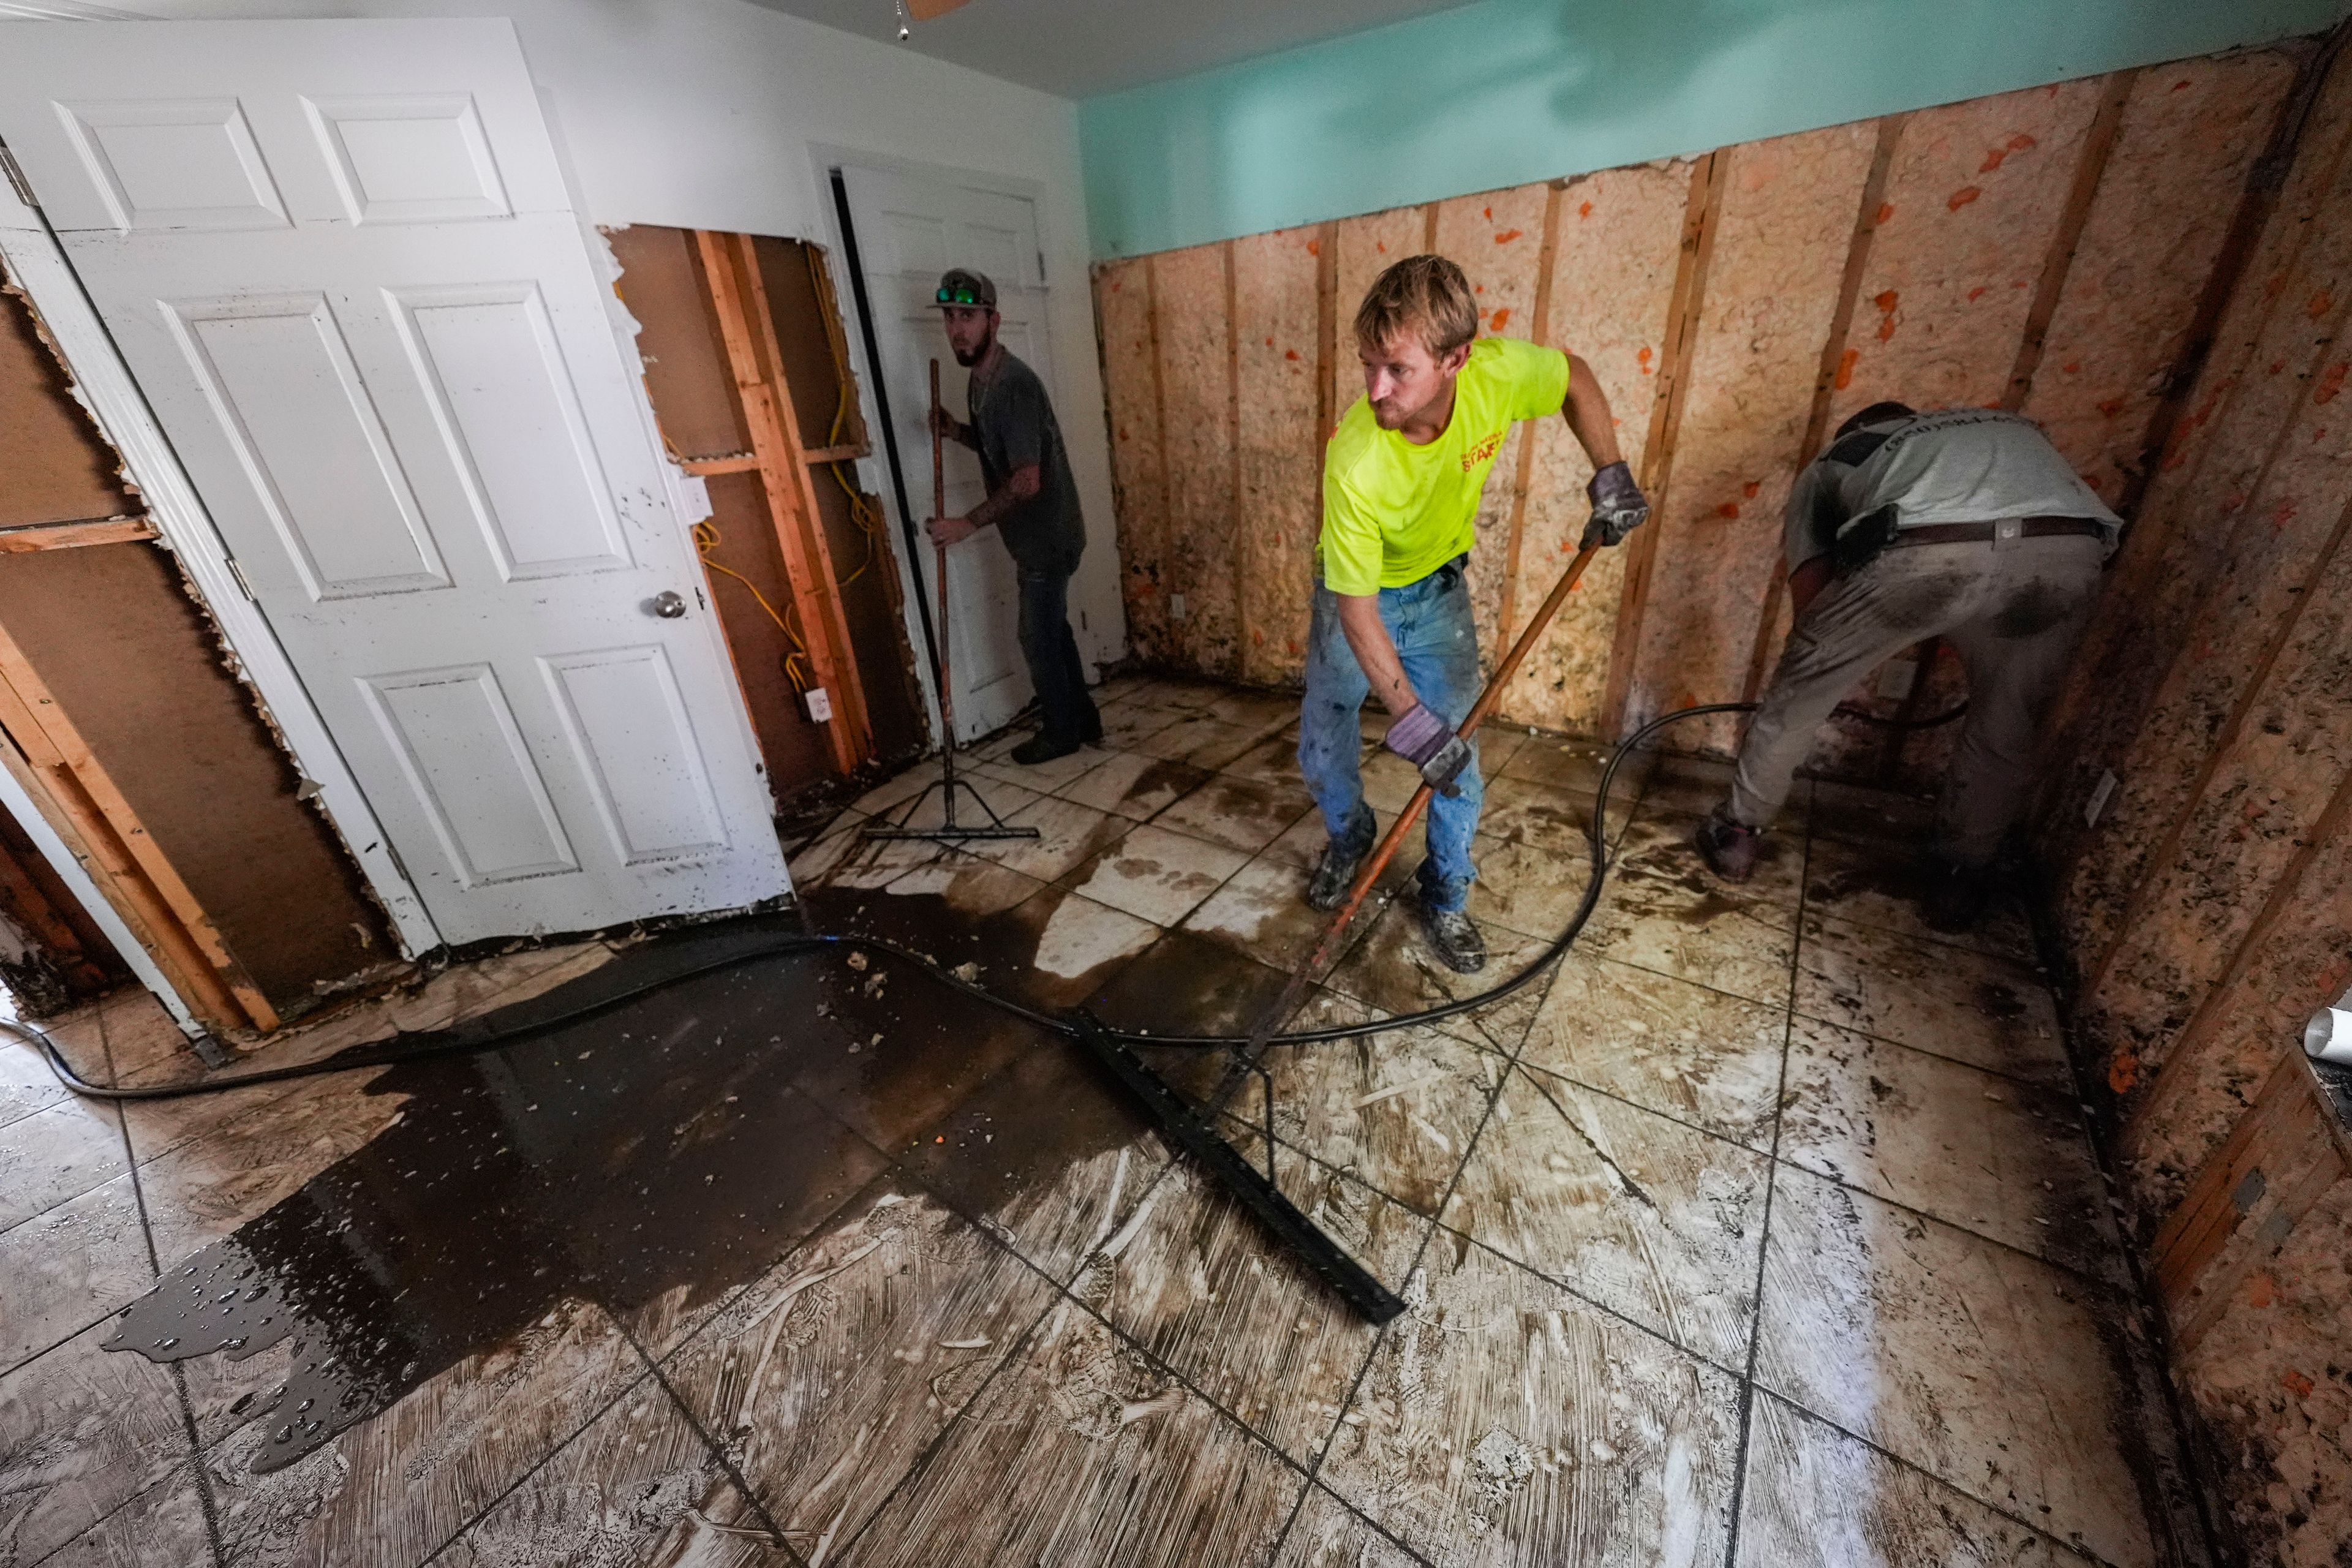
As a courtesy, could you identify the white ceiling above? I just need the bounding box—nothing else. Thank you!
[745,0,1483,98]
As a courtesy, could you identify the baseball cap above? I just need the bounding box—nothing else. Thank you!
[935,268,997,310]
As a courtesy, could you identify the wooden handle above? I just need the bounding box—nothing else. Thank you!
[929,358,957,752]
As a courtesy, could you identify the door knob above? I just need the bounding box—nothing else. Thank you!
[649,590,687,619]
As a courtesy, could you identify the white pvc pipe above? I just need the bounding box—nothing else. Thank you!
[2302,1003,2352,1068]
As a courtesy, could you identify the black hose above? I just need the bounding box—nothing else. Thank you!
[15,701,1763,1102]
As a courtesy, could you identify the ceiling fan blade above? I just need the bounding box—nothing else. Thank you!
[905,0,970,19]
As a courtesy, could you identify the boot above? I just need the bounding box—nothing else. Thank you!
[1009,731,1082,766]
[1417,900,1487,974]
[1695,805,1763,884]
[1306,834,1369,911]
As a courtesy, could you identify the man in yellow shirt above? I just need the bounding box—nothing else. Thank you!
[1302,255,1648,973]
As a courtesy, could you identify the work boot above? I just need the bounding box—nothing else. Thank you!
[1079,707,1103,745]
[1306,834,1369,911]
[1009,731,1082,766]
[1695,805,1763,884]
[1417,900,1487,974]
[1921,860,1991,935]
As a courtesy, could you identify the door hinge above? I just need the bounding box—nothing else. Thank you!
[0,145,36,211]
[1037,248,1047,285]
[224,559,257,601]
[380,839,411,884]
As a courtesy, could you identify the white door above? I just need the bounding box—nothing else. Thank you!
[838,164,1056,744]
[0,20,787,944]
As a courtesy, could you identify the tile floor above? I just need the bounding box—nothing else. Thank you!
[0,672,2214,1567]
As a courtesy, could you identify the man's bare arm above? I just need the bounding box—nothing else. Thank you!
[1336,593,1418,717]
[928,406,980,451]
[1562,353,1624,470]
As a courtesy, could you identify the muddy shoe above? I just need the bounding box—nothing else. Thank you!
[1695,806,1763,884]
[1306,835,1368,911]
[1922,861,1990,934]
[1417,902,1487,974]
[1079,709,1103,745]
[1009,732,1082,766]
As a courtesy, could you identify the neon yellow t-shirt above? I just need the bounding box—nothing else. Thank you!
[1317,336,1570,596]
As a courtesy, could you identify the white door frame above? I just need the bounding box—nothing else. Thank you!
[807,144,1073,750]
[0,168,442,958]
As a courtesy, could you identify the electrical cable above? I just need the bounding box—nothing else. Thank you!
[19,698,1850,1104]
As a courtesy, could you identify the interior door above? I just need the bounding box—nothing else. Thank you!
[0,20,788,944]
[838,164,1054,743]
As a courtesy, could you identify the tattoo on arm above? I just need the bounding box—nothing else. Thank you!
[966,463,1042,532]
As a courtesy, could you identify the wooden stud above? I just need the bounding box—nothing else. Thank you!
[0,823,108,993]
[1602,151,1725,738]
[695,230,872,774]
[1315,221,1339,441]
[0,632,266,1033]
[2153,1052,2347,1352]
[2117,32,2348,521]
[1144,253,1177,635]
[1224,239,1248,669]
[2084,415,2352,999]
[1738,115,1910,706]
[2127,753,2352,1155]
[1496,181,1567,652]
[2003,70,2140,412]
[0,516,157,553]
[1422,202,1439,252]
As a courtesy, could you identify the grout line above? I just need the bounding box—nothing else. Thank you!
[413,1368,669,1566]
[1717,806,1811,1566]
[104,1002,229,1568]
[1749,1387,2124,1568]
[618,1321,804,1563]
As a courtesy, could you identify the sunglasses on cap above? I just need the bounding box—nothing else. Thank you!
[937,284,989,306]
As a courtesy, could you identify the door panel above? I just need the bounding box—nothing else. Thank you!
[0,22,785,942]
[839,164,1054,742]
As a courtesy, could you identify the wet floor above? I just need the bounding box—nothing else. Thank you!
[3,673,2218,1566]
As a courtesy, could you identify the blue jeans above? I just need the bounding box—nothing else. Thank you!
[1297,560,1483,911]
[1016,557,1098,744]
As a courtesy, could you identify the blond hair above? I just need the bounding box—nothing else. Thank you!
[1354,254,1479,358]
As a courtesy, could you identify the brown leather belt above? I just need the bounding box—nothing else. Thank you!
[1886,515,2107,548]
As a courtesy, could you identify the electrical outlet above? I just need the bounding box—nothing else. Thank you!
[2084,768,2118,827]
[1170,592,1188,620]
[804,687,834,723]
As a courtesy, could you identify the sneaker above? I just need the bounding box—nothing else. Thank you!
[1009,732,1082,766]
[1921,861,1990,934]
[1417,901,1487,974]
[1695,805,1762,884]
[1306,835,1369,911]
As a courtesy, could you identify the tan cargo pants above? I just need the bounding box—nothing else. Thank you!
[1727,531,2105,867]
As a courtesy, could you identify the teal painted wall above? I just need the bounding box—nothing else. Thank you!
[1080,0,2347,258]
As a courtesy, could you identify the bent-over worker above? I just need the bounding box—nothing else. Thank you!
[1695,402,2119,930]
[926,267,1101,764]
[1302,255,1649,974]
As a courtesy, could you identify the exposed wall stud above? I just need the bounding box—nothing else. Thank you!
[1497,180,1566,650]
[1602,150,1724,738]
[2004,70,2140,411]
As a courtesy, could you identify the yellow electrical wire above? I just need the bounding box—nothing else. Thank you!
[694,518,811,693]
[807,246,888,590]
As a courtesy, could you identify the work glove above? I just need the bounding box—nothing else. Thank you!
[1581,460,1650,549]
[1384,704,1473,799]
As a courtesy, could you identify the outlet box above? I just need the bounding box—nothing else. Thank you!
[2084,768,2119,828]
[1170,592,1188,621]
[804,687,834,723]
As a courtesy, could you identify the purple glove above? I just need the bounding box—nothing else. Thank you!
[1582,460,1650,548]
[1384,704,1473,798]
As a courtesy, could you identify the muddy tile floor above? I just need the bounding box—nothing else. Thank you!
[1,673,2215,1567]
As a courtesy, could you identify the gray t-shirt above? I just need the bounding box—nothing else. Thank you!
[1783,408,2121,572]
[967,350,1087,573]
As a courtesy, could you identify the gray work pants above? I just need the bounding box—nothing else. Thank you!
[1728,532,2105,867]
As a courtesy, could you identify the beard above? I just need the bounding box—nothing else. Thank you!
[952,324,995,368]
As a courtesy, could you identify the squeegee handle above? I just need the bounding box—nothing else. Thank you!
[930,358,958,752]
